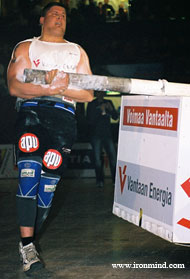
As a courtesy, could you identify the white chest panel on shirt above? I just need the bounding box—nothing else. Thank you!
[29,38,80,73]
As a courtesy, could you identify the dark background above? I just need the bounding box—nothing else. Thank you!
[0,0,190,144]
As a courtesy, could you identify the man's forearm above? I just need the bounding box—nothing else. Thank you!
[63,88,94,103]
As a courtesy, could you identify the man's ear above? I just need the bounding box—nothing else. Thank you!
[39,17,44,26]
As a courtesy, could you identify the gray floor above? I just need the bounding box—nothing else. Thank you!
[0,178,190,279]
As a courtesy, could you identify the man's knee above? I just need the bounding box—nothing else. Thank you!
[37,173,60,208]
[17,156,42,198]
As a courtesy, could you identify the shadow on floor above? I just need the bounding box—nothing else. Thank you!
[0,178,190,279]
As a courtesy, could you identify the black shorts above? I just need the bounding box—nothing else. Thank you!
[15,100,77,176]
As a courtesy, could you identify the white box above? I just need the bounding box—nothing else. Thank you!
[113,95,190,244]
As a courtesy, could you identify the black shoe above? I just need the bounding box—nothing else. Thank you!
[96,181,104,188]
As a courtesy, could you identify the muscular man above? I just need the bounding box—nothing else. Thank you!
[7,2,93,273]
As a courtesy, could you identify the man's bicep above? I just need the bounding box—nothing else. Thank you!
[7,43,31,81]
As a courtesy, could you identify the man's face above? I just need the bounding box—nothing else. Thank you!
[40,6,67,37]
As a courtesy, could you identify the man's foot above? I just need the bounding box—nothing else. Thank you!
[19,242,44,272]
[96,181,104,188]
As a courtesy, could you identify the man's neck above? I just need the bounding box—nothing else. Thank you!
[39,34,66,43]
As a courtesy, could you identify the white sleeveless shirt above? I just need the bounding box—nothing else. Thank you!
[19,37,81,107]
[29,37,80,73]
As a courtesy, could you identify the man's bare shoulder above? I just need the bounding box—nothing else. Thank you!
[15,40,32,53]
[9,40,32,65]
